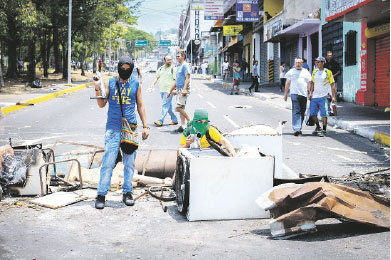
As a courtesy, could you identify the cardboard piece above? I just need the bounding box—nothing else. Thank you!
[31,191,88,209]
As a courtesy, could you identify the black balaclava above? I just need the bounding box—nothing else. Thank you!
[117,56,134,80]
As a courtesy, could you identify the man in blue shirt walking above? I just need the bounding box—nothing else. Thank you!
[167,50,191,133]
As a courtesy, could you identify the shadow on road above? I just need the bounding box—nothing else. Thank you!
[251,222,389,241]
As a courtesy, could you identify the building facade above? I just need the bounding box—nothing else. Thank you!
[324,0,390,107]
[177,0,389,108]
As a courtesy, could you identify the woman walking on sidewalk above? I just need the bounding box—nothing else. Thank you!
[231,61,241,95]
[249,60,259,95]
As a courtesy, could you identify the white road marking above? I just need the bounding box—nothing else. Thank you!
[224,115,239,128]
[323,146,367,154]
[206,101,216,109]
[197,94,204,99]
[336,155,357,162]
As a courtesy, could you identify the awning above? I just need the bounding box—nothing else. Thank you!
[210,20,224,32]
[219,36,243,54]
[266,19,321,43]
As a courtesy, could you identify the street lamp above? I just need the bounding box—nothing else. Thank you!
[67,0,72,84]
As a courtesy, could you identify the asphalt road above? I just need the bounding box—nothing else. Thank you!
[0,73,389,259]
[1,73,389,176]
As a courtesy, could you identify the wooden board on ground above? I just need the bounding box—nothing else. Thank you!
[31,192,88,209]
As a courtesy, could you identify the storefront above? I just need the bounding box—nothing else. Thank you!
[322,21,344,92]
[325,0,390,107]
[278,19,321,73]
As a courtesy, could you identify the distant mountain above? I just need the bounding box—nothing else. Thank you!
[154,28,179,40]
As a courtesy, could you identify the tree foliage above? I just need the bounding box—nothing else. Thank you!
[0,0,145,83]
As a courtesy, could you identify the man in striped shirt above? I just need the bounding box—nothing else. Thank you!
[309,56,336,137]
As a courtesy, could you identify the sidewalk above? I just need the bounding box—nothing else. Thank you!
[0,73,112,115]
[213,76,390,147]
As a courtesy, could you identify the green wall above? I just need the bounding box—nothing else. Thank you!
[342,22,361,103]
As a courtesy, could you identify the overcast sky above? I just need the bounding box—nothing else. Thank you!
[135,0,186,34]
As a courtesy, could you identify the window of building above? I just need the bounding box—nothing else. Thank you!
[345,30,357,66]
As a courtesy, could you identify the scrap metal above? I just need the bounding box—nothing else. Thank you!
[256,182,390,238]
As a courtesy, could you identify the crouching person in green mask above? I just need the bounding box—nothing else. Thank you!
[179,109,236,157]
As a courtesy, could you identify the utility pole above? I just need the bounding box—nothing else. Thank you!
[67,0,72,84]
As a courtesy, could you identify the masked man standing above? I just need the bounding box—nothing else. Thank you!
[93,56,149,209]
[179,109,236,157]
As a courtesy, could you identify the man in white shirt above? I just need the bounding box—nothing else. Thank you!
[222,60,229,81]
[283,58,312,136]
[309,56,336,137]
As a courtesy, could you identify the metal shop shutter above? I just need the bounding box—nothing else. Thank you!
[273,43,280,83]
[260,30,268,84]
[375,34,390,107]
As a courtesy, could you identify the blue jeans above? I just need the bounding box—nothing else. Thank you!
[158,92,178,124]
[97,130,136,195]
[291,94,307,131]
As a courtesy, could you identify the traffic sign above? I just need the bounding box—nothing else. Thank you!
[159,40,171,47]
[135,40,148,47]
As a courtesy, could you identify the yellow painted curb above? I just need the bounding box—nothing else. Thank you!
[374,132,390,147]
[1,77,113,115]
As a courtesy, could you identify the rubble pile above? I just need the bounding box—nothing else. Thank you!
[329,169,390,198]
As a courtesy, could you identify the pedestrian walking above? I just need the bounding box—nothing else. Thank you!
[93,55,149,209]
[283,58,312,136]
[325,51,341,88]
[240,58,248,81]
[325,51,341,114]
[222,60,229,81]
[249,60,259,94]
[167,50,191,133]
[98,59,103,72]
[309,56,336,137]
[280,62,286,92]
[131,58,143,85]
[150,55,178,127]
[231,60,241,95]
[201,62,208,78]
[17,58,24,74]
[302,58,310,71]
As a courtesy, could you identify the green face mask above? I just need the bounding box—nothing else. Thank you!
[184,109,209,137]
[191,121,209,137]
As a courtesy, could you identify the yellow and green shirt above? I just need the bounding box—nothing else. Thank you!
[311,68,334,98]
[180,126,223,148]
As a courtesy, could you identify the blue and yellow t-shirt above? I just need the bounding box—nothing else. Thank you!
[106,78,139,130]
[180,126,223,148]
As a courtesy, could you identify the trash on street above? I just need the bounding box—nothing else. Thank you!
[256,182,390,238]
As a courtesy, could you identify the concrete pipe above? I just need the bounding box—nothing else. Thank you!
[135,149,177,179]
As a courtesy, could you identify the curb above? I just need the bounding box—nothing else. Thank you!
[1,77,112,115]
[252,93,390,147]
[374,132,390,147]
